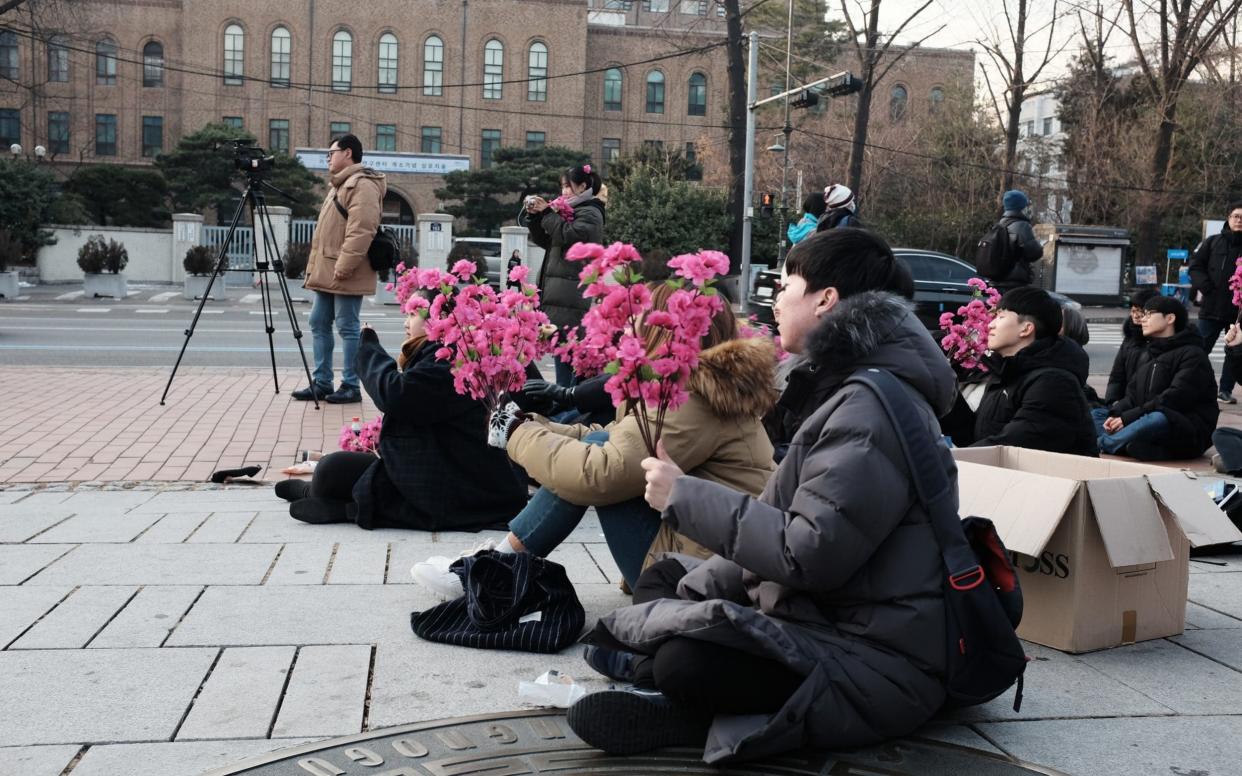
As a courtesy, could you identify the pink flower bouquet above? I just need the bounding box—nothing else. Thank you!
[1230,256,1242,308]
[339,416,383,455]
[938,277,1001,372]
[547,196,575,222]
[557,241,728,454]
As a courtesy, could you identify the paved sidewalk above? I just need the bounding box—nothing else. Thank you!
[0,485,1240,776]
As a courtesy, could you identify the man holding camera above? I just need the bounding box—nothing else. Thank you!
[295,134,386,404]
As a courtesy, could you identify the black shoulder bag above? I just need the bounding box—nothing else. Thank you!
[333,190,400,275]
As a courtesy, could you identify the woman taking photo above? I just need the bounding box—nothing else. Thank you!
[275,287,527,530]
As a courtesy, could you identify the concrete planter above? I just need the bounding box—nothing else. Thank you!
[0,270,19,299]
[183,274,227,300]
[371,277,399,306]
[83,272,128,299]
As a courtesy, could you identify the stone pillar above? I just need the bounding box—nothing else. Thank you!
[254,205,292,272]
[500,226,530,283]
[170,213,203,283]
[417,213,454,270]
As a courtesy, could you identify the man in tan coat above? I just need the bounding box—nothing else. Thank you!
[294,134,385,404]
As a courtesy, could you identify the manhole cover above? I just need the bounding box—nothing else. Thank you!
[204,710,1068,776]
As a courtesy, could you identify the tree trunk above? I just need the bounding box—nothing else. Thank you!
[1135,110,1178,263]
[724,0,747,273]
[847,85,873,192]
[1000,0,1029,193]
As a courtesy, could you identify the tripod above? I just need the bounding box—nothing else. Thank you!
[161,174,319,409]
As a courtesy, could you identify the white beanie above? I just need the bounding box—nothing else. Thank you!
[824,184,856,212]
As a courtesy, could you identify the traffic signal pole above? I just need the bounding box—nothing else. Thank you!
[740,31,759,314]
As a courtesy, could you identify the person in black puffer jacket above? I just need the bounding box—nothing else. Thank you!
[985,190,1045,292]
[1188,203,1242,402]
[1105,289,1158,404]
[1095,296,1219,460]
[970,287,1098,456]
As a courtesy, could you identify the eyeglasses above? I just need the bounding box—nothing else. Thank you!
[325,148,345,160]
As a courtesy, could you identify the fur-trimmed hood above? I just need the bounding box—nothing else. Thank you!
[804,291,957,416]
[689,337,780,419]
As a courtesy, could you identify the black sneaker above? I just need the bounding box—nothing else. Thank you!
[1219,391,1237,405]
[291,383,332,401]
[567,687,710,755]
[326,384,362,404]
[582,644,640,683]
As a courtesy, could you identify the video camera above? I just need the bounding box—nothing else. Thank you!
[232,139,275,176]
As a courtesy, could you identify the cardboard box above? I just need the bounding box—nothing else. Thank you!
[951,447,1242,653]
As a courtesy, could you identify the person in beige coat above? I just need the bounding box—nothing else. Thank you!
[411,284,778,597]
[294,133,385,404]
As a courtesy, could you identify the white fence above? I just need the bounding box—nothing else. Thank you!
[290,220,418,252]
[201,226,255,269]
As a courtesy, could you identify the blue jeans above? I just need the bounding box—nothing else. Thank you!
[508,431,663,588]
[554,358,577,388]
[1196,318,1235,393]
[1093,407,1171,455]
[309,291,363,388]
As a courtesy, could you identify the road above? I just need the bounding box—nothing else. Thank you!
[0,284,1228,375]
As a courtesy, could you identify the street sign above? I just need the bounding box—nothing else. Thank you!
[1167,248,1189,260]
[1135,265,1158,285]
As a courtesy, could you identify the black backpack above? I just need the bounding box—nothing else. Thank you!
[975,220,1016,280]
[848,368,1027,711]
[332,194,400,275]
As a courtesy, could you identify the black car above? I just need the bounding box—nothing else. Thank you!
[748,248,1078,329]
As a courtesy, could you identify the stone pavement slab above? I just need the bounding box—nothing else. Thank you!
[0,544,74,584]
[31,511,165,543]
[177,646,297,741]
[240,511,414,544]
[68,738,312,776]
[1188,570,1242,619]
[186,511,258,543]
[1184,600,1242,629]
[325,542,388,585]
[270,644,372,738]
[134,512,211,543]
[0,586,73,648]
[263,542,336,585]
[1172,628,1242,672]
[1077,638,1242,714]
[8,585,138,649]
[26,543,280,586]
[89,585,204,648]
[0,744,81,776]
[0,647,217,746]
[0,508,72,542]
[977,715,1242,776]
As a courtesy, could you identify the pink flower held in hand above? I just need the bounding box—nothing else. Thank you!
[508,264,530,284]
[939,277,1000,372]
[451,260,479,282]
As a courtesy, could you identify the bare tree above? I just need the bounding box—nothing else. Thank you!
[977,0,1065,194]
[1116,0,1242,262]
[840,0,943,194]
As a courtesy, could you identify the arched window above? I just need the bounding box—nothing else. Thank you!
[890,84,908,121]
[95,38,117,85]
[483,39,504,99]
[929,86,945,114]
[332,30,352,91]
[645,70,664,114]
[603,67,622,111]
[527,41,547,101]
[687,72,706,116]
[142,41,164,87]
[223,24,244,85]
[424,34,444,95]
[46,34,69,82]
[378,33,399,93]
[0,29,17,81]
[270,27,290,87]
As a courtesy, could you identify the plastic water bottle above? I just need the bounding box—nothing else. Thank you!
[351,417,362,438]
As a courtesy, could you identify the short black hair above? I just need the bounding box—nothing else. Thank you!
[997,286,1062,340]
[1144,295,1188,332]
[783,227,904,300]
[331,134,363,164]
[802,192,827,218]
[1227,200,1242,217]
[1129,287,1159,309]
[1060,304,1088,346]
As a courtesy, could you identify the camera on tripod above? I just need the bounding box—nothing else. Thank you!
[233,139,275,176]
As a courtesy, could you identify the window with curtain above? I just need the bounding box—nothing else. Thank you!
[0,30,17,80]
[95,39,117,85]
[421,126,442,153]
[330,121,351,137]
[376,124,397,152]
[0,109,19,147]
[332,30,352,91]
[223,116,243,130]
[95,114,117,156]
[48,111,69,154]
[142,115,163,157]
[270,27,290,87]
[224,24,244,84]
[483,39,503,99]
[481,128,501,167]
[645,71,664,114]
[603,68,622,111]
[526,131,545,149]
[268,118,289,153]
[142,42,165,87]
[527,41,547,101]
[46,35,68,82]
[929,86,944,114]
[378,33,399,93]
[890,84,908,121]
[423,36,443,96]
[602,138,621,165]
[687,72,706,116]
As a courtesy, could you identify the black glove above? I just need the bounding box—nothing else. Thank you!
[522,379,575,411]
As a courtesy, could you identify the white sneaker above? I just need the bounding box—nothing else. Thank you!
[410,538,498,601]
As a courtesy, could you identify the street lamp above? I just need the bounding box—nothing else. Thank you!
[767,137,785,154]
[9,144,47,161]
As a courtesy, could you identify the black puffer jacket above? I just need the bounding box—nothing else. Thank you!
[528,198,605,331]
[1105,318,1147,404]
[351,330,528,531]
[971,336,1098,456]
[1189,224,1242,321]
[994,211,1044,288]
[1108,329,1219,459]
[591,292,955,763]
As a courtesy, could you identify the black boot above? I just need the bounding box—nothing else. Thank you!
[289,497,351,524]
[275,479,310,502]
[292,382,332,401]
[567,687,710,755]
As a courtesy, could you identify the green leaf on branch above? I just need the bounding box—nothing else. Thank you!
[603,361,621,375]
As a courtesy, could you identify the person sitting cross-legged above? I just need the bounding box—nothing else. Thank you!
[969,287,1098,455]
[1093,296,1218,460]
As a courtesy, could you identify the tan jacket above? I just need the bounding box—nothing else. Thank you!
[507,337,779,567]
[305,163,386,296]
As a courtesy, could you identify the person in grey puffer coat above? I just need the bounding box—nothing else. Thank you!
[568,230,956,764]
[990,189,1044,291]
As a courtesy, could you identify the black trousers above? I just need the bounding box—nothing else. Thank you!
[296,451,375,522]
[629,559,803,715]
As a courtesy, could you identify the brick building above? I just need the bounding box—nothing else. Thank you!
[0,0,972,224]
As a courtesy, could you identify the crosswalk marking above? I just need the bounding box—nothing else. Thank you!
[56,290,84,301]
[75,308,110,313]
[135,308,169,314]
[240,293,262,303]
[147,291,179,302]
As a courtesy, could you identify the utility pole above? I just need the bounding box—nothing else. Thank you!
[776,0,794,264]
[739,31,759,312]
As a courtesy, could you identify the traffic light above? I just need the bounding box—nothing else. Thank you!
[760,192,775,217]
[791,89,819,110]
